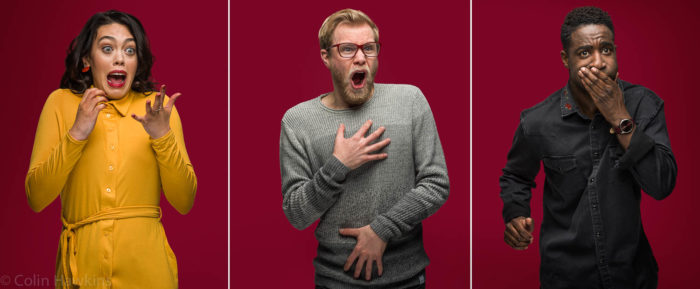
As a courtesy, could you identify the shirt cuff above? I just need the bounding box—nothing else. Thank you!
[503,206,530,224]
[618,128,656,169]
[150,129,175,151]
[66,131,88,145]
[65,132,88,153]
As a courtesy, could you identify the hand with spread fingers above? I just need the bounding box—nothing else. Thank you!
[69,88,109,141]
[577,67,631,126]
[504,216,534,250]
[339,225,387,281]
[131,84,182,139]
[333,119,391,170]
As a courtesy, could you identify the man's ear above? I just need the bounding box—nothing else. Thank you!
[560,50,569,69]
[320,49,330,69]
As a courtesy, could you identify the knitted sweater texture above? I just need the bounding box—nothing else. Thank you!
[280,83,449,288]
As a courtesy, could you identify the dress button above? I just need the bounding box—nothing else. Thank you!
[595,232,601,238]
[590,178,596,183]
[110,145,116,151]
[108,165,114,171]
[106,187,112,193]
[593,152,599,157]
[106,113,111,119]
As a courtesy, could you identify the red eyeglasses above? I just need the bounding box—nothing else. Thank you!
[327,42,381,58]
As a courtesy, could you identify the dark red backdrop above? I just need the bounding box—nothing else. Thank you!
[230,1,468,288]
[474,0,700,288]
[0,1,227,288]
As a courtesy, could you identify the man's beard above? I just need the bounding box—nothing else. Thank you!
[331,65,376,107]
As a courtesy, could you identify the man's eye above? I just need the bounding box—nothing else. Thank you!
[602,47,611,54]
[102,46,113,53]
[340,46,355,53]
[580,51,589,57]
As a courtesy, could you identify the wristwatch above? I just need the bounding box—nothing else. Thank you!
[609,118,634,135]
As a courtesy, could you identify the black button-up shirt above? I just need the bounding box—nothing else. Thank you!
[500,80,677,289]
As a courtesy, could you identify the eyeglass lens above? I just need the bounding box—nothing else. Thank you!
[338,43,379,58]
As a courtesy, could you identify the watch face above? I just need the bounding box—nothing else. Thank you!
[620,119,634,133]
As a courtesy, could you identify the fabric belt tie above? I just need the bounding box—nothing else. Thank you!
[59,205,161,288]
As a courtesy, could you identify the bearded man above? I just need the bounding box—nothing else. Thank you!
[279,8,450,289]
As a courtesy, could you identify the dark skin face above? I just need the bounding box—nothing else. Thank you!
[561,24,618,117]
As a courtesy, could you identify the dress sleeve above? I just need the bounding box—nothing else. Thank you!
[499,119,540,223]
[615,94,677,200]
[151,105,198,214]
[280,120,350,230]
[25,92,87,212]
[368,87,450,242]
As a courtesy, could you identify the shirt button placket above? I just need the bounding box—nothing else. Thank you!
[100,108,118,279]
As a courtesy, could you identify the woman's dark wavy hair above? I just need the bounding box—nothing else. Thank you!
[60,10,155,94]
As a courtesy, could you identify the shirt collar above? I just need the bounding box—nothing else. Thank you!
[108,89,133,117]
[560,84,578,118]
[560,81,626,119]
[87,85,134,117]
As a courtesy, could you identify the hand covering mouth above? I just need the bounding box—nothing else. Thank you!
[351,70,367,89]
[107,71,127,88]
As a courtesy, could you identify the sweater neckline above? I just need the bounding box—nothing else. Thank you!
[315,84,383,113]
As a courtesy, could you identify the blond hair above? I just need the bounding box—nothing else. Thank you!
[318,9,379,50]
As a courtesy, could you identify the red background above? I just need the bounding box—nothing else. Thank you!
[474,0,700,288]
[0,1,227,288]
[231,1,468,288]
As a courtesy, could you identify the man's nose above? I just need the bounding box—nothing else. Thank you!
[590,52,606,70]
[352,49,367,65]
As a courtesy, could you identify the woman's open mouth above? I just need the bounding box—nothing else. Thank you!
[107,70,127,88]
[351,70,367,89]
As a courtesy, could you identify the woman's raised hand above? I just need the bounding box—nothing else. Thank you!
[69,88,108,141]
[131,84,181,139]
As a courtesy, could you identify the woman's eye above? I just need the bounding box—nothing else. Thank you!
[125,47,136,55]
[102,46,113,53]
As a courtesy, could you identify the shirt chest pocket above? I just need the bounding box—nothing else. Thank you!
[542,155,586,197]
[543,155,577,173]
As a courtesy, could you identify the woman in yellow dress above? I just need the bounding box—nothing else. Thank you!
[25,10,196,289]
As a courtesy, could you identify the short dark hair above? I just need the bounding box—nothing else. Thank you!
[60,10,155,94]
[561,6,615,52]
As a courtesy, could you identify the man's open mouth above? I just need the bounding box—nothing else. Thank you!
[107,70,127,88]
[351,70,366,89]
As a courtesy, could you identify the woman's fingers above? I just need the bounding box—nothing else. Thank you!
[165,92,182,110]
[153,84,166,110]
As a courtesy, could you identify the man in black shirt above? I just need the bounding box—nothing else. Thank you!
[500,6,677,289]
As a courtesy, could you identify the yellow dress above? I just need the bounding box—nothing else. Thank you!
[25,89,197,289]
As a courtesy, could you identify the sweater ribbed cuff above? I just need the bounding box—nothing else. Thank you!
[369,217,393,242]
[323,156,350,183]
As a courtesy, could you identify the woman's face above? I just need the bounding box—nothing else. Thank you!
[83,23,138,100]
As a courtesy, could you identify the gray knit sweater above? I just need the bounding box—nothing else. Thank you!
[280,83,449,288]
